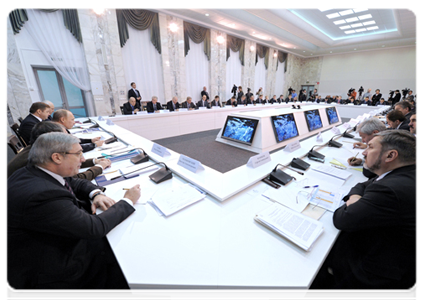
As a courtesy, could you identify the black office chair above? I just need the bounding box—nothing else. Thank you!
[120,106,124,114]
[8,135,24,154]
[10,123,27,147]
[18,117,23,124]
[162,104,167,109]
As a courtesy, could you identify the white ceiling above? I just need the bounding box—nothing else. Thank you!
[157,8,416,57]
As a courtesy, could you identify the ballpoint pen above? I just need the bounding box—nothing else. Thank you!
[350,152,359,162]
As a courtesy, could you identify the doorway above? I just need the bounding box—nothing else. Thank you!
[301,85,315,98]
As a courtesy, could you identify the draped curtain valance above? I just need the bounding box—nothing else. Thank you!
[226,35,245,66]
[183,21,210,61]
[9,9,82,43]
[255,44,269,69]
[277,50,288,73]
[116,9,161,54]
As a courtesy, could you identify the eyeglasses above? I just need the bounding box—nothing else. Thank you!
[63,151,84,158]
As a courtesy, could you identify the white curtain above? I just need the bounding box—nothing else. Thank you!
[254,56,266,97]
[185,38,209,102]
[225,48,242,102]
[275,61,286,97]
[25,9,91,91]
[121,25,165,103]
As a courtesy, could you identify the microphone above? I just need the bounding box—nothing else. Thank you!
[130,148,149,164]
[290,157,310,171]
[83,117,91,124]
[307,145,325,162]
[269,164,295,185]
[115,162,173,184]
[89,120,100,128]
[342,129,354,138]
[328,134,343,148]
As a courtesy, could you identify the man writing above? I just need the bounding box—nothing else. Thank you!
[167,96,180,112]
[123,97,141,115]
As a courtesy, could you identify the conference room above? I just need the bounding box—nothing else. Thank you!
[6,6,417,299]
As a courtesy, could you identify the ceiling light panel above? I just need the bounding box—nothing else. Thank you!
[326,12,341,19]
[345,30,356,34]
[358,14,372,20]
[333,20,346,25]
[339,9,354,16]
[363,20,376,25]
[351,23,363,28]
[346,17,359,23]
[366,26,379,30]
[339,25,351,30]
[353,8,368,13]
[355,28,367,32]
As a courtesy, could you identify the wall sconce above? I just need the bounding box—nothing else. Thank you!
[250,45,255,52]
[93,8,106,15]
[216,35,225,44]
[169,23,178,33]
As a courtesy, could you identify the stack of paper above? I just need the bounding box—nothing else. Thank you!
[254,204,324,251]
[311,165,352,182]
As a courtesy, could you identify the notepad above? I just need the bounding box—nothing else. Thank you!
[254,203,324,251]
[311,165,352,181]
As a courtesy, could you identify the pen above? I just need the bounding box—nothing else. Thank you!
[303,185,319,189]
[122,188,130,190]
[350,152,359,162]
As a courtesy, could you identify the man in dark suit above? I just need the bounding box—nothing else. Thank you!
[211,95,221,107]
[146,96,163,113]
[127,82,142,106]
[269,95,278,104]
[181,97,197,110]
[226,96,237,107]
[197,95,210,109]
[8,121,111,180]
[312,130,415,289]
[43,100,55,121]
[167,96,180,112]
[123,97,141,115]
[405,90,414,101]
[361,96,372,106]
[277,95,284,103]
[284,94,292,103]
[52,109,104,152]
[19,102,51,145]
[392,90,401,106]
[237,95,246,106]
[200,86,209,101]
[394,101,412,124]
[8,132,141,288]
[246,95,255,105]
[256,94,266,104]
[375,98,388,106]
[386,110,409,131]
[371,89,382,106]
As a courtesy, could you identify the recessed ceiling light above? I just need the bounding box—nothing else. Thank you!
[319,8,333,12]
[353,8,368,13]
[310,54,313,55]
[339,9,354,16]
[382,45,385,47]
[355,28,367,32]
[326,12,341,19]
[294,47,296,49]
[205,13,209,17]
[346,17,359,23]
[330,51,332,53]
[345,30,356,34]
[351,23,363,28]
[366,26,379,30]
[358,14,372,20]
[354,48,357,50]
[339,25,351,30]
[303,51,306,52]
[363,20,376,25]
[334,20,346,25]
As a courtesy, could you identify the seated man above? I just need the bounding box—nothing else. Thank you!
[122,97,141,115]
[19,102,51,145]
[8,132,141,288]
[409,114,416,135]
[311,130,415,289]
[269,95,278,104]
[256,94,266,104]
[361,96,372,106]
[246,95,255,105]
[394,101,413,124]
[167,96,180,112]
[146,96,163,113]
[181,97,197,110]
[277,95,284,103]
[8,121,111,180]
[225,96,237,107]
[238,95,246,106]
[375,97,387,106]
[315,95,322,103]
[211,95,221,107]
[196,95,210,109]
[386,110,409,131]
[43,100,55,121]
[52,109,104,152]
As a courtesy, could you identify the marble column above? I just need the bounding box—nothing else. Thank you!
[209,30,227,101]
[241,40,256,93]
[159,13,186,101]
[265,47,278,98]
[7,18,32,127]
[78,9,125,116]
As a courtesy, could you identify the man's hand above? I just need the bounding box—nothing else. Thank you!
[91,194,116,214]
[346,194,362,206]
[94,140,105,147]
[97,158,112,169]
[353,142,367,149]
[124,184,141,205]
[134,108,139,113]
[91,136,101,143]
[347,157,363,166]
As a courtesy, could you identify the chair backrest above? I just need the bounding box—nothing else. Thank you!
[10,123,27,147]
[8,135,24,154]
[18,117,24,124]
[120,106,124,114]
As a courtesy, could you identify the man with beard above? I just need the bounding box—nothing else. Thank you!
[311,130,416,289]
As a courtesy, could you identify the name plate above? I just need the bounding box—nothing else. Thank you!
[98,116,104,121]
[211,106,220,109]
[136,111,147,115]
[356,115,364,122]
[151,143,171,157]
[341,122,351,131]
[316,132,323,142]
[179,108,188,112]
[198,107,207,110]
[177,155,204,173]
[247,104,255,107]
[106,119,114,125]
[283,140,301,153]
[247,151,271,168]
[331,126,341,135]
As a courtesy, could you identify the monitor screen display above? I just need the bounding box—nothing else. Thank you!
[221,116,259,145]
[304,109,323,131]
[325,107,339,124]
[271,113,299,143]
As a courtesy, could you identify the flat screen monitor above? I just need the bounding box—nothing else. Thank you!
[325,107,339,125]
[271,113,299,143]
[221,116,259,145]
[304,109,323,131]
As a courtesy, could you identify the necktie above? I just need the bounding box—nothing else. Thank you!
[154,104,157,111]
[173,103,176,110]
[64,181,74,196]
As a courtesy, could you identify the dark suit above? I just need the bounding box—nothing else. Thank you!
[146,101,163,113]
[181,101,196,109]
[211,100,221,107]
[7,145,103,180]
[19,114,41,145]
[8,166,135,288]
[167,100,180,112]
[256,98,266,104]
[122,102,141,115]
[196,99,210,109]
[392,93,401,105]
[397,121,410,131]
[200,90,209,100]
[313,165,415,289]
[375,101,388,106]
[226,100,237,107]
[65,129,96,152]
[284,97,292,103]
[299,93,307,102]
[371,93,382,106]
[245,98,254,105]
[236,91,244,102]
[128,88,142,105]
